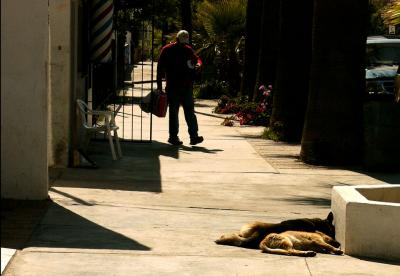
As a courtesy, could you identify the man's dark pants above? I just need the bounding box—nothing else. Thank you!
[166,85,198,139]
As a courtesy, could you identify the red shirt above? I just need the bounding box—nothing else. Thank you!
[157,42,202,89]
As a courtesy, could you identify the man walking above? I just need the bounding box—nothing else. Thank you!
[157,30,204,146]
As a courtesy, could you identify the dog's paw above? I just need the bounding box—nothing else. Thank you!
[331,240,341,248]
[305,251,317,257]
[215,235,227,244]
[334,249,344,255]
[215,233,241,246]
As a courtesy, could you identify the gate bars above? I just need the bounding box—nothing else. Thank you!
[88,0,157,143]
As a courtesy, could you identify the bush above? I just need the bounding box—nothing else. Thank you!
[215,84,273,126]
[194,80,229,99]
[262,123,285,141]
[214,95,242,114]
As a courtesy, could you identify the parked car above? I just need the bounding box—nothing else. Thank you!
[365,37,400,101]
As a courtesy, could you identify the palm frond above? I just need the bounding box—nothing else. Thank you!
[382,0,400,26]
[197,0,246,41]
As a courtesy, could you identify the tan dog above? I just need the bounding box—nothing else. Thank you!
[215,212,337,249]
[259,230,343,257]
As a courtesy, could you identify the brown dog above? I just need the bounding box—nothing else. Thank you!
[260,230,342,257]
[215,212,337,249]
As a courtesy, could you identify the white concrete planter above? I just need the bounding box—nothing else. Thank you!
[332,184,400,261]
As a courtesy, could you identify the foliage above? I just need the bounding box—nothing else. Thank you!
[194,0,246,95]
[115,0,181,62]
[368,0,389,35]
[196,0,247,42]
[194,80,230,99]
[215,84,273,126]
[382,0,400,26]
[116,0,180,32]
[214,95,243,113]
[262,125,284,142]
[221,116,235,126]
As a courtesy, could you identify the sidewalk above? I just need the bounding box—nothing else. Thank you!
[3,99,400,275]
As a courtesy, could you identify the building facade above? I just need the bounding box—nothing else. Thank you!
[1,0,87,199]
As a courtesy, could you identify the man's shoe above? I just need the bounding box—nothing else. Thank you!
[168,137,183,145]
[190,136,204,145]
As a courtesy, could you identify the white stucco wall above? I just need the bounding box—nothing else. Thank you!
[1,0,49,199]
[332,185,400,261]
[48,0,73,167]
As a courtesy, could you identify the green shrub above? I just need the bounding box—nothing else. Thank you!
[194,80,229,99]
[215,84,273,126]
[262,125,284,141]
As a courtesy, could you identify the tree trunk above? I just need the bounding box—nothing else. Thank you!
[300,0,367,165]
[252,0,280,101]
[240,0,263,99]
[269,0,314,142]
[180,0,192,43]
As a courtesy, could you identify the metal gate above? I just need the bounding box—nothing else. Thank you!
[114,20,155,142]
[88,0,156,143]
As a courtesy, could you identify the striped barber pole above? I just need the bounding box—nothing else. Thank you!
[90,0,114,63]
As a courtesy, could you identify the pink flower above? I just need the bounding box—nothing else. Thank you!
[268,85,272,89]
[256,105,266,113]
[259,85,265,91]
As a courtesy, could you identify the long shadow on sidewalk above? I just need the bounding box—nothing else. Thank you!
[2,200,150,252]
[26,202,151,251]
[52,140,223,193]
[52,141,179,193]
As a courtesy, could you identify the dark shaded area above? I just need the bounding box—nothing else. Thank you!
[1,199,148,251]
[300,0,367,165]
[54,141,177,193]
[279,196,331,208]
[270,0,313,142]
[92,63,115,109]
[1,199,51,249]
[249,138,400,183]
[26,202,151,251]
[241,0,263,99]
[180,145,223,154]
[365,173,400,184]
[354,256,400,265]
[50,188,94,206]
[53,140,223,193]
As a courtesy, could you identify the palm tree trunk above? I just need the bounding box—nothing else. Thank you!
[180,0,192,43]
[269,0,314,142]
[252,0,280,101]
[240,0,263,99]
[300,0,368,165]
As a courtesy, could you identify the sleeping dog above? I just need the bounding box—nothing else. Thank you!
[215,212,338,250]
[260,230,342,257]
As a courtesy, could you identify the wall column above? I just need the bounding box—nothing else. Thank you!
[1,0,49,199]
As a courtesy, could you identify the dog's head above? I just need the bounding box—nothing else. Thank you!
[316,212,335,239]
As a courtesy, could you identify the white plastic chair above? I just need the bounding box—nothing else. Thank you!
[77,99,122,160]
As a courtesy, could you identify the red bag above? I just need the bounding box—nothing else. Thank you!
[152,90,168,117]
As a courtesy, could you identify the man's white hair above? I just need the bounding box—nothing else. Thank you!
[177,30,189,44]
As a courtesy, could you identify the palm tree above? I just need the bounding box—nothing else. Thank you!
[181,0,193,43]
[382,0,400,25]
[196,0,247,96]
[240,0,263,99]
[269,0,314,142]
[252,0,280,101]
[300,0,368,165]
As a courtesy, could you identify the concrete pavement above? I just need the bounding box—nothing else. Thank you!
[3,99,400,275]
